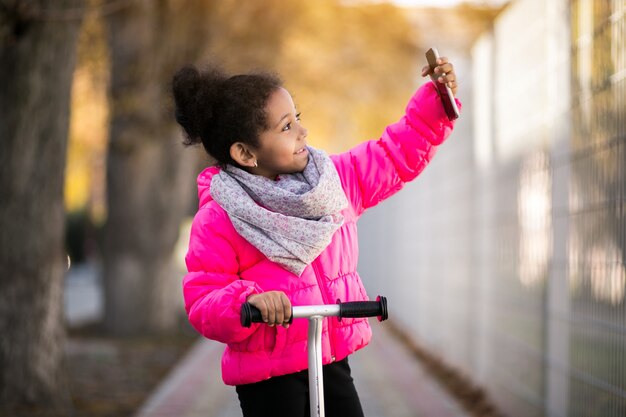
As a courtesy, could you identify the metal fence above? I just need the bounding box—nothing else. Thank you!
[357,0,626,416]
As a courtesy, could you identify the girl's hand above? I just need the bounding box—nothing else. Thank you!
[247,291,292,328]
[421,57,458,97]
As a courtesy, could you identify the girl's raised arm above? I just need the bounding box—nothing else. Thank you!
[331,81,461,216]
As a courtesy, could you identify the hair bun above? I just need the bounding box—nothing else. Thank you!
[172,66,204,143]
[172,65,229,145]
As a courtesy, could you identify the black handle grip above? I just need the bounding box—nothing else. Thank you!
[240,303,294,328]
[338,296,388,322]
[241,302,260,327]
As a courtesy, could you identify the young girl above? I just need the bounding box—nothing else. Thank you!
[173,59,460,417]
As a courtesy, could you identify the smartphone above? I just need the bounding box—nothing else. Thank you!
[426,47,459,121]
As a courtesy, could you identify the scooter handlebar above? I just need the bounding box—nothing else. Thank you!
[241,296,388,327]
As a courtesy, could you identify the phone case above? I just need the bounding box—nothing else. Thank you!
[426,48,459,121]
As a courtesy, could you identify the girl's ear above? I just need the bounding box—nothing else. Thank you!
[230,142,257,168]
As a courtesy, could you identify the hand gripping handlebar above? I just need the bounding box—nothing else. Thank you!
[241,295,388,327]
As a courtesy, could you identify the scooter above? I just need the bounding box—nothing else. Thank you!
[241,296,388,417]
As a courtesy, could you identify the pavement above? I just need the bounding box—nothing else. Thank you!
[64,265,470,416]
[133,321,470,417]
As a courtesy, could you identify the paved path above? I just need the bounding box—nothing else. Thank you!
[134,321,469,417]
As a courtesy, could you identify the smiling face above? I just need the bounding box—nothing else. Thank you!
[252,87,309,179]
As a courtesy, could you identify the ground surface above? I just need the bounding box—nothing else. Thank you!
[64,325,197,417]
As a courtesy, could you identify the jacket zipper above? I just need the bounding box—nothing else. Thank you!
[311,259,336,362]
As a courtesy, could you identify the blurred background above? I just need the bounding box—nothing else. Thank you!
[1,0,624,416]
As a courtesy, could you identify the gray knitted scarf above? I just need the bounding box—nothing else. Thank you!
[210,146,348,276]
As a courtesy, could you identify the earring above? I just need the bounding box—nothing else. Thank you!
[253,161,258,168]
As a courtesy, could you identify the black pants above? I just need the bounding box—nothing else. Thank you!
[236,358,364,417]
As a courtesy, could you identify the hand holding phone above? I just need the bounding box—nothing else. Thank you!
[425,48,459,121]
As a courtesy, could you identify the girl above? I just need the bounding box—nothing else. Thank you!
[173,58,460,417]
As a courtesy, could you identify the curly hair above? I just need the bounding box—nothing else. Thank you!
[172,65,283,166]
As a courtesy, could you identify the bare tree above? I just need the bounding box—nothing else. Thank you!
[102,0,210,335]
[0,0,83,413]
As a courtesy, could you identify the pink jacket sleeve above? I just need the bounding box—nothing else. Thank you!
[183,208,263,344]
[332,82,461,216]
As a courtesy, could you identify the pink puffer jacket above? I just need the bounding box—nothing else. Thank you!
[183,82,460,385]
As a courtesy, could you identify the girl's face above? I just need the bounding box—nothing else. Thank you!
[253,87,309,179]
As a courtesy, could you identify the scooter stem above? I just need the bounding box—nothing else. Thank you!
[308,316,325,417]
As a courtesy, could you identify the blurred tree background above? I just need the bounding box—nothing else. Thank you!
[1,0,84,414]
[68,0,421,339]
[1,0,426,414]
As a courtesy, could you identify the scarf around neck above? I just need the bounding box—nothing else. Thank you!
[209,146,348,276]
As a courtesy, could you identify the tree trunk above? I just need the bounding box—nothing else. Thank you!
[0,0,83,412]
[103,1,207,335]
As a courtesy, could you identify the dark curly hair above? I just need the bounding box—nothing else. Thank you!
[172,65,283,166]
